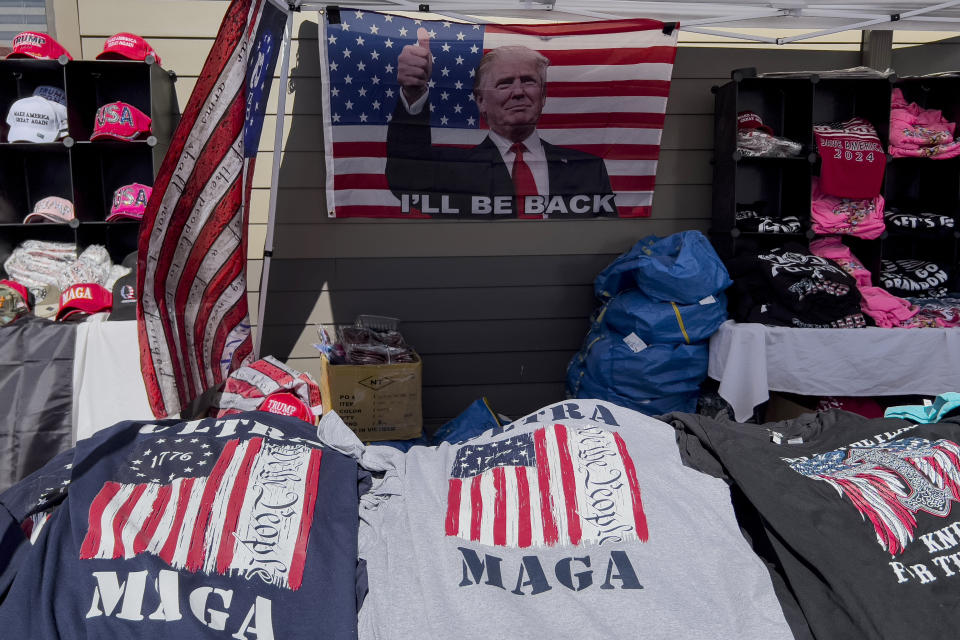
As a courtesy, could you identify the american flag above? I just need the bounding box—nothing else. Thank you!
[790,437,960,556]
[137,0,287,417]
[79,434,323,591]
[445,423,648,548]
[321,10,677,218]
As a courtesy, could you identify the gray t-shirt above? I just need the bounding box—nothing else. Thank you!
[357,399,794,640]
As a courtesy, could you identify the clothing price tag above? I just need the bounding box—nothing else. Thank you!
[699,295,717,305]
[622,332,647,353]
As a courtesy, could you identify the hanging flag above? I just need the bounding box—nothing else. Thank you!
[320,10,678,219]
[138,0,288,417]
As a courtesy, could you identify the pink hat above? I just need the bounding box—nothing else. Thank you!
[6,31,73,61]
[260,391,316,424]
[91,102,152,141]
[96,33,162,65]
[56,283,113,321]
[737,111,774,136]
[23,196,75,224]
[107,183,152,221]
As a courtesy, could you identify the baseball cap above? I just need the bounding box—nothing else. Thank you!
[91,102,152,141]
[737,111,774,136]
[0,280,31,326]
[23,196,75,224]
[96,33,162,65]
[107,183,152,221]
[6,31,73,61]
[33,85,66,107]
[6,96,67,142]
[33,283,61,319]
[260,391,316,424]
[56,282,112,321]
[108,270,137,321]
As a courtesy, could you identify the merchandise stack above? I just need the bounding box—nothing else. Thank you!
[566,231,731,414]
[0,30,173,325]
[712,69,960,330]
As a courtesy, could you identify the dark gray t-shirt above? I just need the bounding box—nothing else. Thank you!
[357,399,794,640]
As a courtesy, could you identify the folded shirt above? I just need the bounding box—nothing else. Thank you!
[808,236,872,288]
[737,129,804,158]
[813,117,885,199]
[808,235,918,327]
[880,258,949,298]
[903,296,960,327]
[884,209,955,232]
[810,177,886,239]
[889,88,959,156]
[736,207,801,233]
[889,139,960,159]
[725,246,865,328]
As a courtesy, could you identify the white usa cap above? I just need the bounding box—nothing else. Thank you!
[5,96,66,143]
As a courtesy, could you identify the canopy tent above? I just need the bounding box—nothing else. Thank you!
[293,1,960,42]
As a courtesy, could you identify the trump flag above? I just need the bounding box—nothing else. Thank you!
[320,10,678,219]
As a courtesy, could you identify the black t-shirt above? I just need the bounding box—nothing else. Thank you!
[668,410,960,640]
[726,247,864,326]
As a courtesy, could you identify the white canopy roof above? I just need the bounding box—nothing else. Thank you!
[299,0,960,42]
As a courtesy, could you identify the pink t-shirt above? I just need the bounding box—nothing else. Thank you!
[808,235,919,328]
[810,178,886,240]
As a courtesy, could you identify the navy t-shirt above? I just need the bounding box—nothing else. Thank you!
[0,412,363,639]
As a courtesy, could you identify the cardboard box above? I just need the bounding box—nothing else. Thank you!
[764,391,819,423]
[319,353,422,441]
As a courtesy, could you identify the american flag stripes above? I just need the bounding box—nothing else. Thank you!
[137,0,287,417]
[320,11,678,218]
[445,423,648,548]
[790,437,960,556]
[80,436,323,591]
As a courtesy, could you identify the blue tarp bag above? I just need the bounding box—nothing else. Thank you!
[581,333,708,398]
[598,289,728,345]
[574,371,700,415]
[431,397,501,444]
[594,234,659,301]
[594,231,731,304]
[372,397,502,451]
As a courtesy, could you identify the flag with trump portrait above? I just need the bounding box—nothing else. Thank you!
[320,9,678,219]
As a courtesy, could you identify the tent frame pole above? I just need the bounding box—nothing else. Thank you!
[255,5,295,358]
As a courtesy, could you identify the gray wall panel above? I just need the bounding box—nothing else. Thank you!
[263,44,861,423]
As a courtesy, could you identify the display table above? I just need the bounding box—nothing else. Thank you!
[708,320,960,421]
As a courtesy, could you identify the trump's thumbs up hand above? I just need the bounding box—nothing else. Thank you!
[398,27,433,103]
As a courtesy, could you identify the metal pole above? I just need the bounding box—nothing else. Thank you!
[680,26,779,43]
[255,7,294,358]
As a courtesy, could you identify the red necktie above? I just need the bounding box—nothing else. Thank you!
[510,142,539,218]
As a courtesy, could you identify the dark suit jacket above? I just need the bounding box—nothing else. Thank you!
[385,99,615,218]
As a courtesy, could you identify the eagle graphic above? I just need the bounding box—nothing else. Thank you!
[790,437,960,556]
